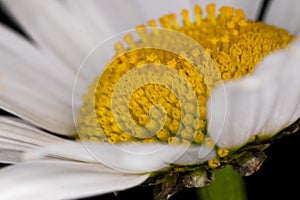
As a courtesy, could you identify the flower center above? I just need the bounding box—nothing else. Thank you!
[76,4,294,149]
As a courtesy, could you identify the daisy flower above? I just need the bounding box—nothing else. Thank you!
[0,0,299,200]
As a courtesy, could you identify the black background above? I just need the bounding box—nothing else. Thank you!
[1,1,300,199]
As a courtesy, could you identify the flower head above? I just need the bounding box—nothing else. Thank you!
[0,1,299,199]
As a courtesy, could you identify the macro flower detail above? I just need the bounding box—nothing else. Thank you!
[76,3,295,170]
[0,1,299,200]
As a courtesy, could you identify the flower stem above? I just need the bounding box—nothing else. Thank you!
[197,165,247,200]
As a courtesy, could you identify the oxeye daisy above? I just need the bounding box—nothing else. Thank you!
[0,1,299,200]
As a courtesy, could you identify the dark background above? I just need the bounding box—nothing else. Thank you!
[1,0,299,199]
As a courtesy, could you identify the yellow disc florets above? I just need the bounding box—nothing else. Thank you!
[76,4,294,148]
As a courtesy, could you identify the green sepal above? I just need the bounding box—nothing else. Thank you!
[142,165,214,200]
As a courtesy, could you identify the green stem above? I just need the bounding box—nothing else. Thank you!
[197,166,247,200]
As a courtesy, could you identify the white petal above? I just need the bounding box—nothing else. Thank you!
[3,0,105,70]
[3,0,148,78]
[0,160,149,200]
[264,0,300,34]
[0,149,23,164]
[208,38,300,149]
[26,142,215,173]
[75,0,148,33]
[254,38,300,136]
[23,141,98,164]
[0,24,77,135]
[0,117,64,145]
[0,117,64,163]
[207,77,263,148]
